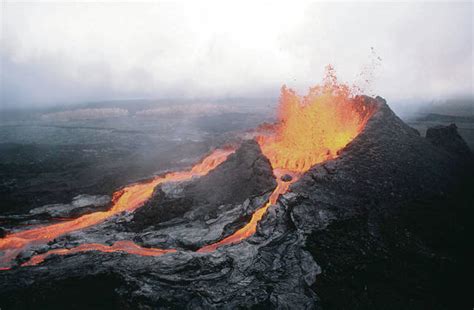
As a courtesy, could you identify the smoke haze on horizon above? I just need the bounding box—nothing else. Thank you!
[1,1,472,108]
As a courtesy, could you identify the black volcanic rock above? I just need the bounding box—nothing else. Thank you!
[0,96,472,309]
[426,123,472,157]
[281,174,293,182]
[0,227,6,238]
[184,139,276,206]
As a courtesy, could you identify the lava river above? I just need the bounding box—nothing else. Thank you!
[0,149,234,269]
[0,66,377,270]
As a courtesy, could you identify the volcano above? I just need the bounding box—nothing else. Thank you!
[0,84,472,308]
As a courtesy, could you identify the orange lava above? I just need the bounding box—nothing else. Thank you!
[257,65,376,172]
[22,240,177,267]
[0,148,233,269]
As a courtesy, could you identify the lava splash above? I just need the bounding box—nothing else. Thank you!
[257,65,376,172]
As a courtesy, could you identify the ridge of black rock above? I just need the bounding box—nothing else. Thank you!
[426,123,473,158]
[129,139,276,233]
[186,140,276,204]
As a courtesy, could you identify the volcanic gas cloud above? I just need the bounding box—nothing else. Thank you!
[0,66,377,269]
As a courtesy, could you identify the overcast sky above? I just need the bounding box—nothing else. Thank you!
[1,1,472,107]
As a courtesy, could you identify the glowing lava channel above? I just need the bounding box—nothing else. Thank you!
[22,241,177,267]
[0,148,234,269]
[198,169,297,252]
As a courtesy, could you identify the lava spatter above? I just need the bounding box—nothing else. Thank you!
[257,65,376,172]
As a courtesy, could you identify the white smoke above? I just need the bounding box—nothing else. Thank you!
[1,1,472,107]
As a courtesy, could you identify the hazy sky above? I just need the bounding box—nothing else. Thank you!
[1,1,472,107]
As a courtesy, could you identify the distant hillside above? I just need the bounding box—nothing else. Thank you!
[416,113,474,123]
[418,97,474,116]
[0,97,276,122]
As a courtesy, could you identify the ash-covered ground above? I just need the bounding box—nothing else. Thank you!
[0,97,473,309]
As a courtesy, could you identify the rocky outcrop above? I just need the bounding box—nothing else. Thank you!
[426,123,472,157]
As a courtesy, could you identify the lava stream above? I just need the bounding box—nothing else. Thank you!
[22,240,177,267]
[198,170,297,252]
[0,148,234,269]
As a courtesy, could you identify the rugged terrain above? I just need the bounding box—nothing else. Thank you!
[0,97,472,309]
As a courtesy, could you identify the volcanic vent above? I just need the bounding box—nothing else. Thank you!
[257,66,375,172]
[1,68,470,309]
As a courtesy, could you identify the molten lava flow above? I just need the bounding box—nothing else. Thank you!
[257,66,376,172]
[0,148,234,269]
[1,66,377,268]
[22,241,177,267]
